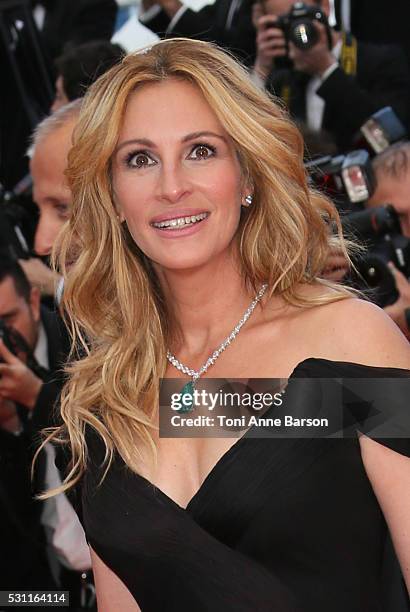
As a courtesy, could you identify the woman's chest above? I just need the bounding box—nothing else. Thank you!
[82,436,382,555]
[125,434,247,510]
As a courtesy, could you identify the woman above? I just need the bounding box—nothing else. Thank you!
[45,39,410,611]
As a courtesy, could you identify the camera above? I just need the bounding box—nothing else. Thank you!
[306,150,410,307]
[341,206,410,307]
[0,319,30,363]
[276,2,332,51]
[0,318,48,380]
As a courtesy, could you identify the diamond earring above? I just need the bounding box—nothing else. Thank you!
[243,194,253,207]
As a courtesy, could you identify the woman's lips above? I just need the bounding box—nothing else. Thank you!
[151,212,209,229]
[151,212,210,238]
[150,208,210,225]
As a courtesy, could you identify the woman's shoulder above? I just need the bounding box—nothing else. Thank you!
[291,286,410,371]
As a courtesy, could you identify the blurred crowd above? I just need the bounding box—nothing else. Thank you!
[0,0,410,610]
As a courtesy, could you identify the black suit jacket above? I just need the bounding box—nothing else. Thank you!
[349,0,410,66]
[140,0,256,65]
[31,307,71,435]
[0,306,70,590]
[267,40,410,151]
[40,0,117,61]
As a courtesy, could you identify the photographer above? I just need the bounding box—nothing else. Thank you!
[252,0,410,151]
[0,256,93,607]
[366,142,410,338]
[0,257,54,591]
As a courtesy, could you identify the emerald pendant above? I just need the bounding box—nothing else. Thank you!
[178,380,195,413]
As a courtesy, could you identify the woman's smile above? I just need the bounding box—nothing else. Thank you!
[150,211,210,237]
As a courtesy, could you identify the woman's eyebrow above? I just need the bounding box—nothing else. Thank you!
[181,131,227,143]
[115,138,154,152]
[115,131,227,153]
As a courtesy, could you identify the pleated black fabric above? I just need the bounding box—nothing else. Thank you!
[78,358,410,611]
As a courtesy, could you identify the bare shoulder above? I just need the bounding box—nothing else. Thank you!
[298,289,410,369]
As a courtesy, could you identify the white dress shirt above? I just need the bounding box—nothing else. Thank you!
[305,39,342,131]
[250,39,342,133]
[34,322,91,575]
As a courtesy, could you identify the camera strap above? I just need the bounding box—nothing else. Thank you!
[281,83,291,109]
[341,31,357,77]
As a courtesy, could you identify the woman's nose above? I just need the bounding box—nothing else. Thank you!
[156,163,190,204]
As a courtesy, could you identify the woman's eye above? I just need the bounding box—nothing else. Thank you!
[189,145,216,160]
[127,152,155,168]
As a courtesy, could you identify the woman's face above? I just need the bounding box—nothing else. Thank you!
[111,78,249,271]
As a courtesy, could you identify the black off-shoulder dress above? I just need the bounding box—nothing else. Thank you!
[65,359,410,611]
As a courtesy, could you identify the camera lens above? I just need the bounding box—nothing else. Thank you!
[289,19,318,50]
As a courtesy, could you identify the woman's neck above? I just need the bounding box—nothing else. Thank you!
[154,250,259,359]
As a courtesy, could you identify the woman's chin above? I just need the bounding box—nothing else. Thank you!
[150,251,225,274]
[144,238,237,274]
[154,258,211,273]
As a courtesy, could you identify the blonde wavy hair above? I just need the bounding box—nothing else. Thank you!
[41,37,355,496]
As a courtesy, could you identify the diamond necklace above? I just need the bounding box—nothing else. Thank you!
[166,283,268,412]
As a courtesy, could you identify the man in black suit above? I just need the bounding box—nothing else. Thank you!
[0,258,63,587]
[0,258,92,605]
[252,0,410,151]
[139,0,256,64]
[33,0,118,61]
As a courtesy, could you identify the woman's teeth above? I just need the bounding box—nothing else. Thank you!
[152,212,208,230]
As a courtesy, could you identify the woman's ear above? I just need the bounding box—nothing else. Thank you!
[241,174,254,208]
[242,193,253,208]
